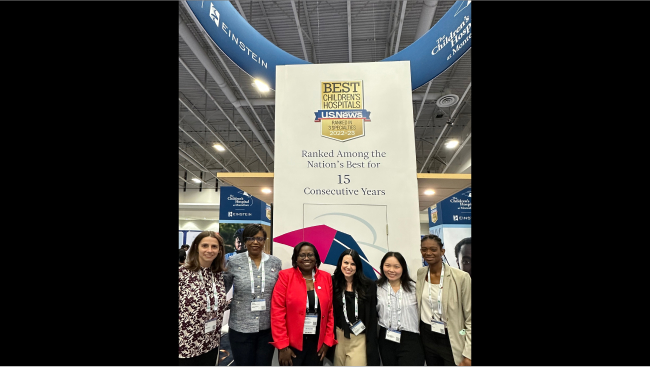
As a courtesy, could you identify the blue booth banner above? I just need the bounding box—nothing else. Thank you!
[184,0,471,91]
[185,1,308,91]
[219,186,271,226]
[426,187,471,269]
[265,203,271,222]
[428,187,471,227]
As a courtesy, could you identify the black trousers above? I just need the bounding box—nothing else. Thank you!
[377,326,425,366]
[290,332,323,366]
[229,327,275,366]
[179,347,219,366]
[419,321,455,366]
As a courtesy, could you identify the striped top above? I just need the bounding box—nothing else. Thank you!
[376,280,420,334]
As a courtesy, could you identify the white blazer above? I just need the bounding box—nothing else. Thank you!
[416,263,471,365]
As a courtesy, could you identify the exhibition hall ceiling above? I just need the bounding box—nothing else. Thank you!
[179,0,471,207]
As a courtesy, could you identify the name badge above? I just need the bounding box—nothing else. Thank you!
[205,318,217,333]
[251,299,266,311]
[350,320,366,336]
[431,320,445,334]
[385,329,401,343]
[303,314,318,334]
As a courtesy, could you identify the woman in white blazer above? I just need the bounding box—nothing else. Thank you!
[416,234,471,366]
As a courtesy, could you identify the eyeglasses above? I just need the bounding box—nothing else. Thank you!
[298,253,315,259]
[245,237,266,243]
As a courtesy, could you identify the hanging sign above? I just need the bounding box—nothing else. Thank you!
[184,1,471,90]
[219,186,270,225]
[428,187,471,226]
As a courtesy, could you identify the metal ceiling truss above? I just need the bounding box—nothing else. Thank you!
[179,10,275,165]
[179,0,470,184]
[178,93,244,170]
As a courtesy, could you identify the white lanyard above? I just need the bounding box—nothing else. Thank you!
[247,255,265,294]
[305,269,318,312]
[342,289,359,326]
[427,264,445,320]
[386,284,402,330]
[197,269,219,312]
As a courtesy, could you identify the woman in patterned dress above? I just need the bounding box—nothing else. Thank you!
[179,231,233,365]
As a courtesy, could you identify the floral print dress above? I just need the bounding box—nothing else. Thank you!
[179,266,229,358]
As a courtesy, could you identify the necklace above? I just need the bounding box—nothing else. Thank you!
[302,269,315,281]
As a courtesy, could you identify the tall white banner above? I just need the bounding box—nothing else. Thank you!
[272,61,421,279]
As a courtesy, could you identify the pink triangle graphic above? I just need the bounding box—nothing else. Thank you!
[273,225,338,260]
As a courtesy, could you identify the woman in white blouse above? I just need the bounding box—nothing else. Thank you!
[375,252,424,365]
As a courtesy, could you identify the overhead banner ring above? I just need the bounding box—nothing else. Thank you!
[183,0,471,91]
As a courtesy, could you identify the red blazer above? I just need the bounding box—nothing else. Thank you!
[270,266,337,352]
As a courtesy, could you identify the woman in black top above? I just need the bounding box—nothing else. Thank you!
[329,249,379,366]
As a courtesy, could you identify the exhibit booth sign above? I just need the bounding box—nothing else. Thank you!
[272,61,421,279]
[219,186,272,258]
[428,187,471,269]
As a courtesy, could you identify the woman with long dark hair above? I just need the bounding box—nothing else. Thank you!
[330,249,379,366]
[375,252,424,365]
[179,231,232,366]
[417,234,471,366]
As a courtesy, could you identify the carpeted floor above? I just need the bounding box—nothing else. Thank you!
[218,333,235,366]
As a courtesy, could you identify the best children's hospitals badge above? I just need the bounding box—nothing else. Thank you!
[430,205,438,224]
[314,81,371,142]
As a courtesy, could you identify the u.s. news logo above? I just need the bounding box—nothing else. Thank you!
[313,81,371,142]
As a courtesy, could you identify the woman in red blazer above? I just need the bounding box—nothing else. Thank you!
[271,242,337,366]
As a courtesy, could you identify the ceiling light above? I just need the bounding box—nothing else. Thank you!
[444,139,459,149]
[213,144,225,151]
[424,189,435,195]
[253,79,270,92]
[191,178,202,183]
[262,188,272,193]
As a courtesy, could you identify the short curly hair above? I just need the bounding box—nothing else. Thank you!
[242,224,267,242]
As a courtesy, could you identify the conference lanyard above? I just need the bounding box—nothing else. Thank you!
[247,255,265,294]
[427,264,445,321]
[386,285,402,330]
[197,270,219,312]
[342,290,359,326]
[305,269,318,312]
